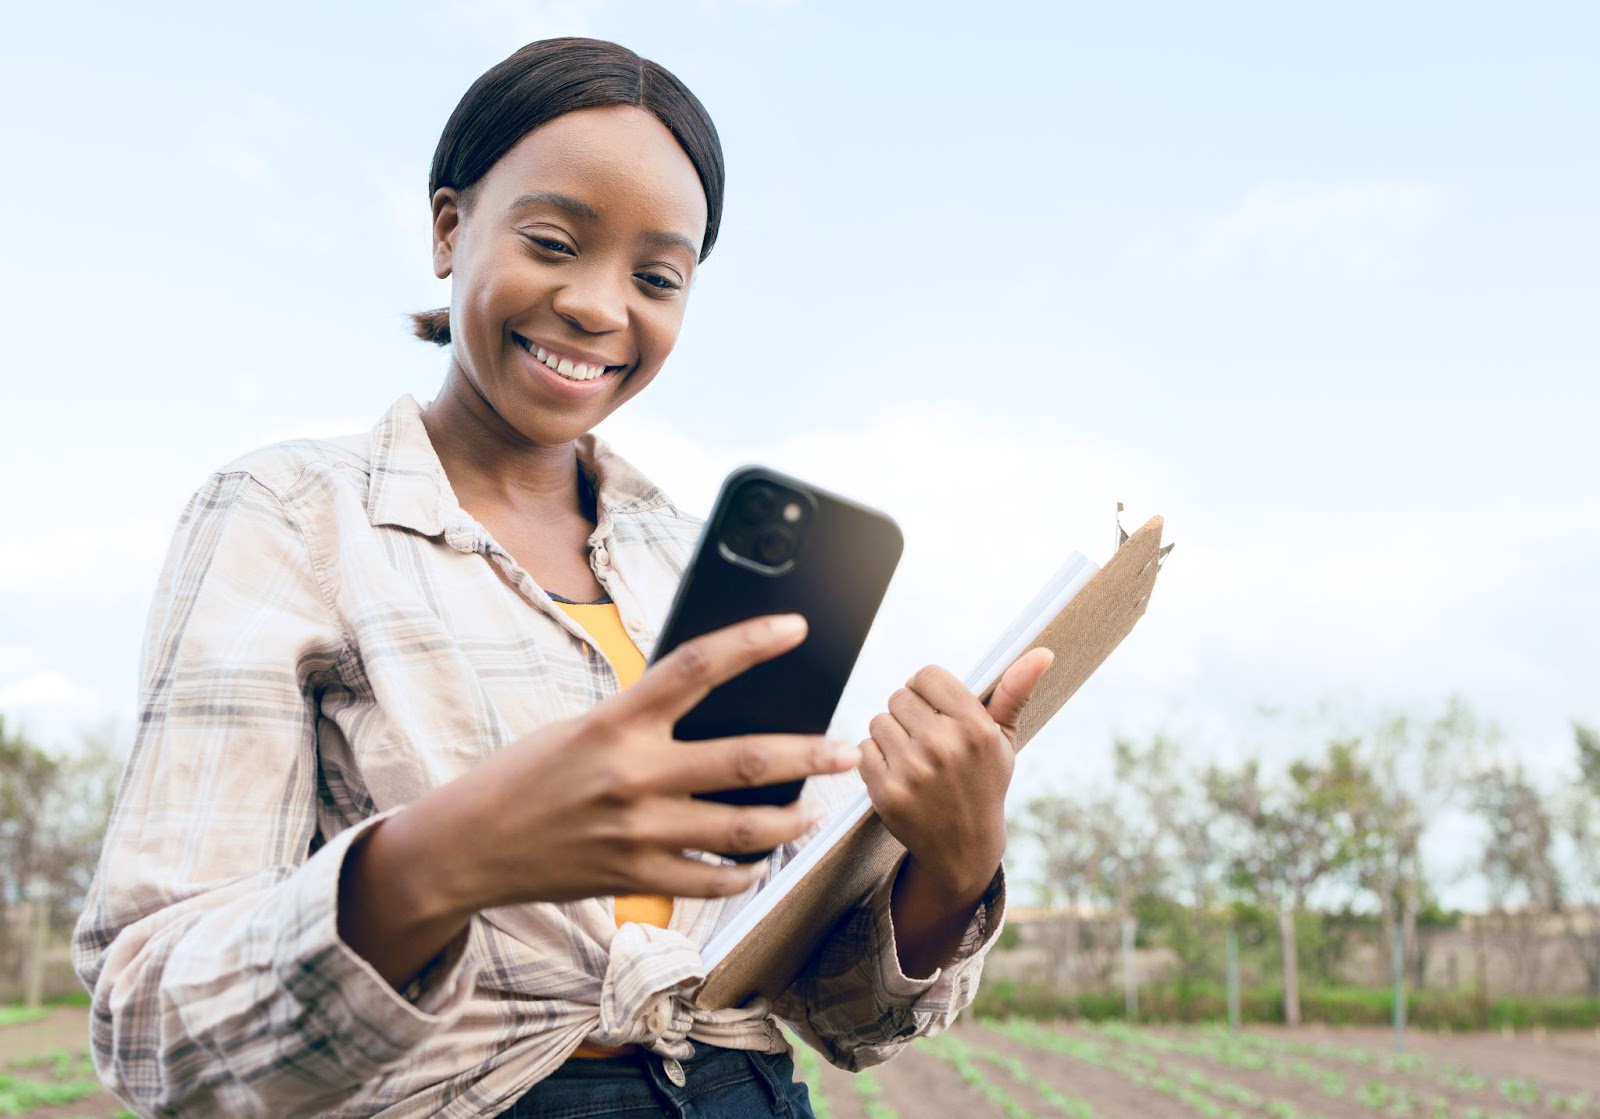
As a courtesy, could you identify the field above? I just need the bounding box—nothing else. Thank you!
[4,1009,1599,1117]
[792,1020,1600,1119]
[0,1008,128,1118]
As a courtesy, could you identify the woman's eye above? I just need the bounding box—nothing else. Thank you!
[529,235,574,256]
[636,272,681,293]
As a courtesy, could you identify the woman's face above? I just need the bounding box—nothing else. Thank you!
[431,105,709,446]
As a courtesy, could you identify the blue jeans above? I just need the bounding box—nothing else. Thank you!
[498,1044,817,1119]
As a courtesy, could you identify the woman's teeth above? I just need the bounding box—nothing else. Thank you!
[531,342,610,382]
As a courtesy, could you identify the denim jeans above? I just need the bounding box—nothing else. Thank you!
[498,1044,817,1119]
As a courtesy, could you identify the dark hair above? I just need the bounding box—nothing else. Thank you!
[410,37,725,346]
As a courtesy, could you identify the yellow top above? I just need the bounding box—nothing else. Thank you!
[554,597,671,1058]
[552,599,671,928]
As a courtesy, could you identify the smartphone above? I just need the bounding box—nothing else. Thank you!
[651,466,902,856]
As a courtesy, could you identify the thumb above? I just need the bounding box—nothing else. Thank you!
[985,647,1055,745]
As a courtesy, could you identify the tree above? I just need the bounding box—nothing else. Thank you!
[1471,758,1559,995]
[1113,736,1222,998]
[0,718,60,907]
[1205,740,1373,1026]
[1348,699,1488,986]
[0,718,125,977]
[1012,788,1117,991]
[1558,721,1600,995]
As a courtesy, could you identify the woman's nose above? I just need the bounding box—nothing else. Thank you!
[551,267,628,334]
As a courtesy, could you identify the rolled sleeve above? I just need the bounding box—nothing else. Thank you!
[73,472,470,1118]
[775,859,1007,1071]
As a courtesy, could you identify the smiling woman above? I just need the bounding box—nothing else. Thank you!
[422,105,707,462]
[71,35,1047,1119]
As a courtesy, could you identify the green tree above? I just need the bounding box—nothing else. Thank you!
[1012,788,1116,991]
[0,718,60,907]
[1348,699,1489,986]
[1471,758,1559,995]
[1205,740,1373,1026]
[0,718,124,967]
[1113,736,1222,999]
[1559,721,1600,995]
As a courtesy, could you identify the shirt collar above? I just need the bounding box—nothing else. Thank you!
[365,395,676,537]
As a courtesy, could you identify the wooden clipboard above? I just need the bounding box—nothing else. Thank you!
[695,515,1167,1009]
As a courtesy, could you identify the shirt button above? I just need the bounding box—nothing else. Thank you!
[626,619,642,633]
[593,546,610,566]
[662,1055,686,1088]
[646,1006,668,1035]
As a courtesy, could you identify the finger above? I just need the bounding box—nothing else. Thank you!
[888,684,942,738]
[621,849,768,900]
[857,733,889,788]
[622,614,809,723]
[645,797,823,859]
[903,665,981,720]
[651,733,861,797]
[986,647,1055,742]
[867,710,913,769]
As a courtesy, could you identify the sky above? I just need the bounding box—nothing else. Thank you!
[2,1,1597,905]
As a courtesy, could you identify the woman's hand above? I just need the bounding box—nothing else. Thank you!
[858,647,1054,977]
[340,613,859,987]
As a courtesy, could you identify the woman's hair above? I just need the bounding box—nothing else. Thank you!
[411,37,725,345]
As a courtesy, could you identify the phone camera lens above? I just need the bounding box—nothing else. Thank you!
[755,529,793,566]
[736,483,777,524]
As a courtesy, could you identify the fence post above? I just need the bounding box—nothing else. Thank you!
[23,898,49,1010]
[1226,928,1241,1033]
[1122,914,1138,1019]
[1392,922,1406,1054]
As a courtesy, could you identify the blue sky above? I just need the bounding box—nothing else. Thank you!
[3,1,1597,899]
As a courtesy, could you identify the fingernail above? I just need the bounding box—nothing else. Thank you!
[770,614,807,638]
[831,742,862,766]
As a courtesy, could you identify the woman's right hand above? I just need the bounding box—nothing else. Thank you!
[339,613,856,986]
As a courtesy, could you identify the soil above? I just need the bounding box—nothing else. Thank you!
[9,1010,1600,1118]
[797,1019,1600,1119]
[0,1006,126,1118]
[964,1022,1176,1119]
[869,1041,1009,1119]
[1258,1022,1600,1094]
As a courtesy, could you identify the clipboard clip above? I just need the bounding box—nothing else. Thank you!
[1115,502,1175,567]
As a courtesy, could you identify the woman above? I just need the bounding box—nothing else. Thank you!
[74,37,1051,1119]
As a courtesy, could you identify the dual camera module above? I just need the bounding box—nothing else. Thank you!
[715,477,815,573]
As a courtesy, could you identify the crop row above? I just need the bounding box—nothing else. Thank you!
[1080,1022,1595,1118]
[787,1022,1596,1119]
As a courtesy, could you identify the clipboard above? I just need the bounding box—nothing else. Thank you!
[695,515,1167,1009]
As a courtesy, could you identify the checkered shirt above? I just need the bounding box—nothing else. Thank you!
[72,395,1004,1118]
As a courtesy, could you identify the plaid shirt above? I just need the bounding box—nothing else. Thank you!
[73,396,1004,1119]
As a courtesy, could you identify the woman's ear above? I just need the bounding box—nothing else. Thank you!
[431,188,462,279]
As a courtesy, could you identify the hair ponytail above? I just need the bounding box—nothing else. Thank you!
[410,308,452,346]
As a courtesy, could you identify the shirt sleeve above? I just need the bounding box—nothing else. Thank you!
[770,782,1007,1071]
[71,471,473,1118]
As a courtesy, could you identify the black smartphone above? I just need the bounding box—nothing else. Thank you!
[651,466,902,856]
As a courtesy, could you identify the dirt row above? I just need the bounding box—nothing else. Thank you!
[9,1008,1600,1119]
[797,1020,1600,1119]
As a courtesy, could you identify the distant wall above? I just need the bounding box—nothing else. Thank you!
[987,908,1600,998]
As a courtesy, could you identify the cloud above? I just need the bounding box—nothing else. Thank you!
[1128,181,1450,280]
[0,669,78,709]
[0,519,169,592]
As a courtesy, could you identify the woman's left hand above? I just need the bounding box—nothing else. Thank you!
[858,648,1054,975]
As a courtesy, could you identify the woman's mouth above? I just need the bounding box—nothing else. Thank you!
[513,334,624,383]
